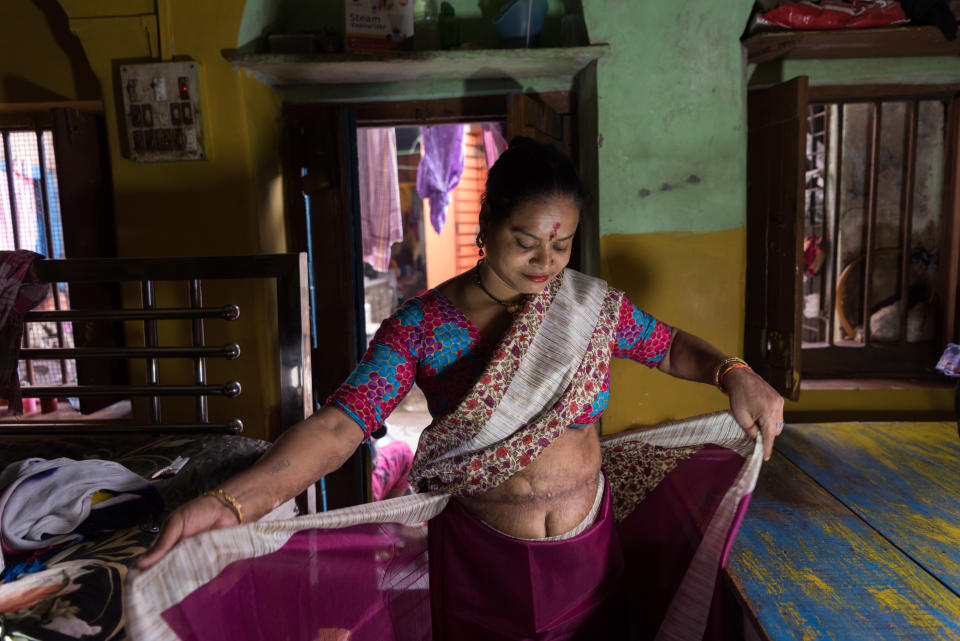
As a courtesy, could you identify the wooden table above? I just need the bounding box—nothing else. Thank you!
[725,421,960,640]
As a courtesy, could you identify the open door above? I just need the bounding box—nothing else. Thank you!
[744,77,808,401]
[285,105,371,509]
[506,93,570,157]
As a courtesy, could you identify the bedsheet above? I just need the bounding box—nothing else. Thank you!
[0,434,279,641]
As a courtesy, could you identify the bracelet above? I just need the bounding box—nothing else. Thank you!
[203,489,244,524]
[718,362,752,392]
[713,356,752,392]
[712,356,747,388]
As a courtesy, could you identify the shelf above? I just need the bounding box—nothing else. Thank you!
[744,26,960,64]
[222,45,609,87]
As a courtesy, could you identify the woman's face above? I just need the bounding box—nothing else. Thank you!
[483,196,580,296]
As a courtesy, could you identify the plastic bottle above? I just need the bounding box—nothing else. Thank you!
[413,0,439,50]
[439,2,460,49]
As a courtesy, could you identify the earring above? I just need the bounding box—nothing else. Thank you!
[476,235,485,257]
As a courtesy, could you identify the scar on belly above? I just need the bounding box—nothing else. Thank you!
[550,221,561,241]
[472,476,597,506]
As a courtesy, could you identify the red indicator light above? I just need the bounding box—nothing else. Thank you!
[177,76,190,100]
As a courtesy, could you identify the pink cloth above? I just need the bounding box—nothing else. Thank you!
[156,446,753,641]
[0,250,47,414]
[161,521,431,641]
[481,122,508,170]
[358,128,403,272]
[428,478,625,640]
[371,441,414,501]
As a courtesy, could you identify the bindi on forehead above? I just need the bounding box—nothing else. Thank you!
[549,221,561,240]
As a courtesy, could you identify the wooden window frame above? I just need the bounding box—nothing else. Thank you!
[746,79,960,398]
[803,87,960,380]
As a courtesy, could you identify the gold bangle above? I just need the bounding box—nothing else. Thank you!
[718,362,752,392]
[712,356,747,388]
[203,489,244,524]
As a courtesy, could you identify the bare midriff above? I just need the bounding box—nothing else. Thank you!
[455,423,603,539]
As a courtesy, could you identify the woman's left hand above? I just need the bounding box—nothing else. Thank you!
[722,367,784,461]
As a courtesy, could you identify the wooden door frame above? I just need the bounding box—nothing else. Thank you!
[281,77,600,509]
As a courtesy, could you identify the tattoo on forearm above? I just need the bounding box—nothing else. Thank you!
[270,459,291,474]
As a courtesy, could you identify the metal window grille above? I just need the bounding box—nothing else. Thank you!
[802,100,945,356]
[0,128,76,391]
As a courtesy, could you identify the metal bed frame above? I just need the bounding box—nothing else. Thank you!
[0,253,311,437]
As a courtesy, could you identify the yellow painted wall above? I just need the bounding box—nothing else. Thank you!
[600,230,745,430]
[0,1,100,103]
[0,0,288,440]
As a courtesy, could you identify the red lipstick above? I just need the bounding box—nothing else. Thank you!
[523,274,549,283]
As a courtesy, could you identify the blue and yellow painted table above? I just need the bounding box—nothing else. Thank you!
[725,421,960,640]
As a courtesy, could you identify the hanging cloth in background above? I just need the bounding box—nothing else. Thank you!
[0,250,47,415]
[417,125,466,235]
[481,122,508,170]
[358,128,404,273]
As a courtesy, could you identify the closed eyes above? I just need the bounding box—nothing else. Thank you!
[515,238,570,252]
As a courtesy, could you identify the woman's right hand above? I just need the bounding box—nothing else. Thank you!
[134,406,364,571]
[135,494,240,570]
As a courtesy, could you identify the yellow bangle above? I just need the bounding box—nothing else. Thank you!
[203,489,244,524]
[713,356,750,390]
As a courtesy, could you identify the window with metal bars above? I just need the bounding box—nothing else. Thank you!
[801,99,949,378]
[0,128,76,392]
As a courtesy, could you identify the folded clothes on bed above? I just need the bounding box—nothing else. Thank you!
[0,457,163,572]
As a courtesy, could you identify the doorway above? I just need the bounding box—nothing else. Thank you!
[357,121,507,456]
[284,88,597,508]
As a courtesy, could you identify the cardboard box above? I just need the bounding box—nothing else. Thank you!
[345,0,413,52]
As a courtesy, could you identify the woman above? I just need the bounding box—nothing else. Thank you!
[132,138,783,641]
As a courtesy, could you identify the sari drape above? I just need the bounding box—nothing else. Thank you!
[124,271,762,641]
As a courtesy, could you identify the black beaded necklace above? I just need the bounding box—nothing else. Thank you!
[474,260,526,313]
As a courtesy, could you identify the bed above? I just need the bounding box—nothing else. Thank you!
[0,254,312,641]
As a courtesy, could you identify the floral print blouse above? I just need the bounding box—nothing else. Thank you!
[327,288,673,436]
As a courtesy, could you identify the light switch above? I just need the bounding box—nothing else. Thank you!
[119,62,205,162]
[151,77,167,102]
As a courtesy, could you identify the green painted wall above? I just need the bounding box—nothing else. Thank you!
[585,1,755,237]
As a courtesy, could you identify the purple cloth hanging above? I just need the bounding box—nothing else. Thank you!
[417,125,466,235]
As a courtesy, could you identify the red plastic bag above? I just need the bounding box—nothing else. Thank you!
[757,0,909,29]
